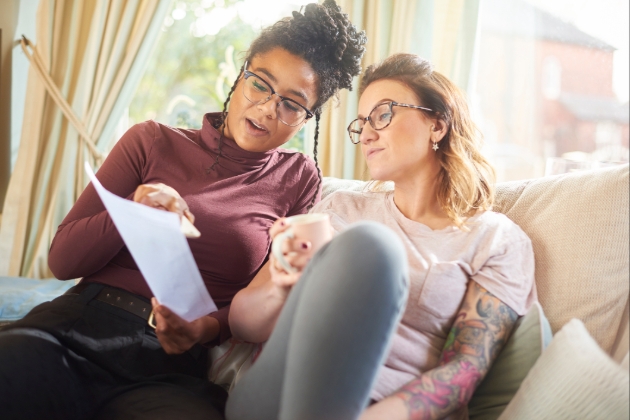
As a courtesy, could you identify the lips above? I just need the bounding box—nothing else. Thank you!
[366,148,384,160]
[246,118,269,136]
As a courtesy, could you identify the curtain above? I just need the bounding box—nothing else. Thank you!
[316,0,481,180]
[0,0,171,278]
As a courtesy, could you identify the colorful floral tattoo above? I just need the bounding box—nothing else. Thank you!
[395,282,518,420]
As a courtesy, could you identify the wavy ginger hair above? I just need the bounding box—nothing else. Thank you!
[360,53,495,227]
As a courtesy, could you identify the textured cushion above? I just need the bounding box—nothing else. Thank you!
[493,165,629,353]
[0,277,73,322]
[468,302,552,420]
[497,319,629,419]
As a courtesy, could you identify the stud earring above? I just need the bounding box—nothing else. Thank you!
[432,142,439,151]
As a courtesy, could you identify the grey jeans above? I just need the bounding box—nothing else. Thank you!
[226,221,409,420]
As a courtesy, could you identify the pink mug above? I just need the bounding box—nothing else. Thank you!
[271,213,333,273]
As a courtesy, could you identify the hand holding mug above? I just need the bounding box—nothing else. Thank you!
[270,214,333,287]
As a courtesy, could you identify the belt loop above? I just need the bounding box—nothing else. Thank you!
[75,283,105,305]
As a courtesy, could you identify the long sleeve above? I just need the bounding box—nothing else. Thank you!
[48,122,155,279]
[206,304,232,347]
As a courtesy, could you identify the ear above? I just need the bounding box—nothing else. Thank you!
[430,119,448,143]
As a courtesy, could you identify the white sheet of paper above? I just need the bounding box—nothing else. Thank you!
[85,162,217,321]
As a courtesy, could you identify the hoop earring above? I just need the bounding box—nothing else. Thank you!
[432,142,439,151]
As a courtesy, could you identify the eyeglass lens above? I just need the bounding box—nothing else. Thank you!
[243,74,306,126]
[348,103,393,144]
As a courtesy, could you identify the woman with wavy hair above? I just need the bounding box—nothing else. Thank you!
[0,2,366,420]
[228,53,537,420]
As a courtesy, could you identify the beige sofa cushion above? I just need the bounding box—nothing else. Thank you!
[493,165,629,354]
[497,319,629,420]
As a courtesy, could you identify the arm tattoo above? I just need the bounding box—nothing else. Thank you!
[396,282,518,420]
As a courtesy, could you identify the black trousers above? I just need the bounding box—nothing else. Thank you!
[0,283,227,420]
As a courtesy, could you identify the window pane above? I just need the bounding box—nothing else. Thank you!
[475,0,629,181]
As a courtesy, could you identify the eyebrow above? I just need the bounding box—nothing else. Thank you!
[254,67,310,105]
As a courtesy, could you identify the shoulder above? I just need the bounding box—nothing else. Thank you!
[465,211,536,315]
[276,148,317,170]
[272,149,319,183]
[467,211,533,254]
[113,120,203,165]
[124,120,200,144]
[118,120,156,144]
[117,120,179,148]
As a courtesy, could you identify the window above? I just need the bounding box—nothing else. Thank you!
[542,56,562,100]
[127,0,313,152]
[474,0,629,181]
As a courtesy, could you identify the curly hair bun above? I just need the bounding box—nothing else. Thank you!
[247,0,367,111]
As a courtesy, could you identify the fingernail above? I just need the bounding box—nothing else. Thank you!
[301,242,309,249]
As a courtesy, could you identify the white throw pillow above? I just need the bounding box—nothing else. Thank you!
[498,319,629,420]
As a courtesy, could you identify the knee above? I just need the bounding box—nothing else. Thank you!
[323,221,409,297]
[332,222,406,267]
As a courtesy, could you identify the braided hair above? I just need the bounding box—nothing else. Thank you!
[218,0,367,208]
[208,64,244,173]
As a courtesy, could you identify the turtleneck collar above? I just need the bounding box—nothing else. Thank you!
[198,112,275,173]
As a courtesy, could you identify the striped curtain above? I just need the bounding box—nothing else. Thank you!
[0,0,171,278]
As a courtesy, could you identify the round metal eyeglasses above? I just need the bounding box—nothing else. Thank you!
[347,101,434,144]
[242,61,314,127]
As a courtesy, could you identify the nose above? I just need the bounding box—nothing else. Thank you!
[359,120,378,145]
[257,94,280,120]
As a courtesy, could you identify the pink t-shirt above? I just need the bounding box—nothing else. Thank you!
[312,190,537,406]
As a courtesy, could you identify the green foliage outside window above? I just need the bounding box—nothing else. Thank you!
[129,0,306,152]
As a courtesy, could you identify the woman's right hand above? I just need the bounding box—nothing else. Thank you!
[268,218,312,289]
[133,183,195,223]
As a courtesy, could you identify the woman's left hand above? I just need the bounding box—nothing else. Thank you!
[151,298,219,354]
[268,218,313,288]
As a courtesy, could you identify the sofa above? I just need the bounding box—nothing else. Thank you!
[1,164,629,419]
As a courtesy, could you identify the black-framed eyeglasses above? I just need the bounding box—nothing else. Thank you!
[347,101,434,144]
[242,61,314,127]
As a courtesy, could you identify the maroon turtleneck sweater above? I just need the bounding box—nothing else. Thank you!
[48,113,320,345]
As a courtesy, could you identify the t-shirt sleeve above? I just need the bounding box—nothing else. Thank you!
[48,122,156,280]
[470,222,537,316]
[286,156,321,217]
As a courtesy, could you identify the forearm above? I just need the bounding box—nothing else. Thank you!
[384,282,518,420]
[229,270,289,342]
[205,305,231,346]
[392,356,483,420]
[196,315,221,344]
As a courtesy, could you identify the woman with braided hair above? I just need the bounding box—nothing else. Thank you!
[0,2,366,420]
